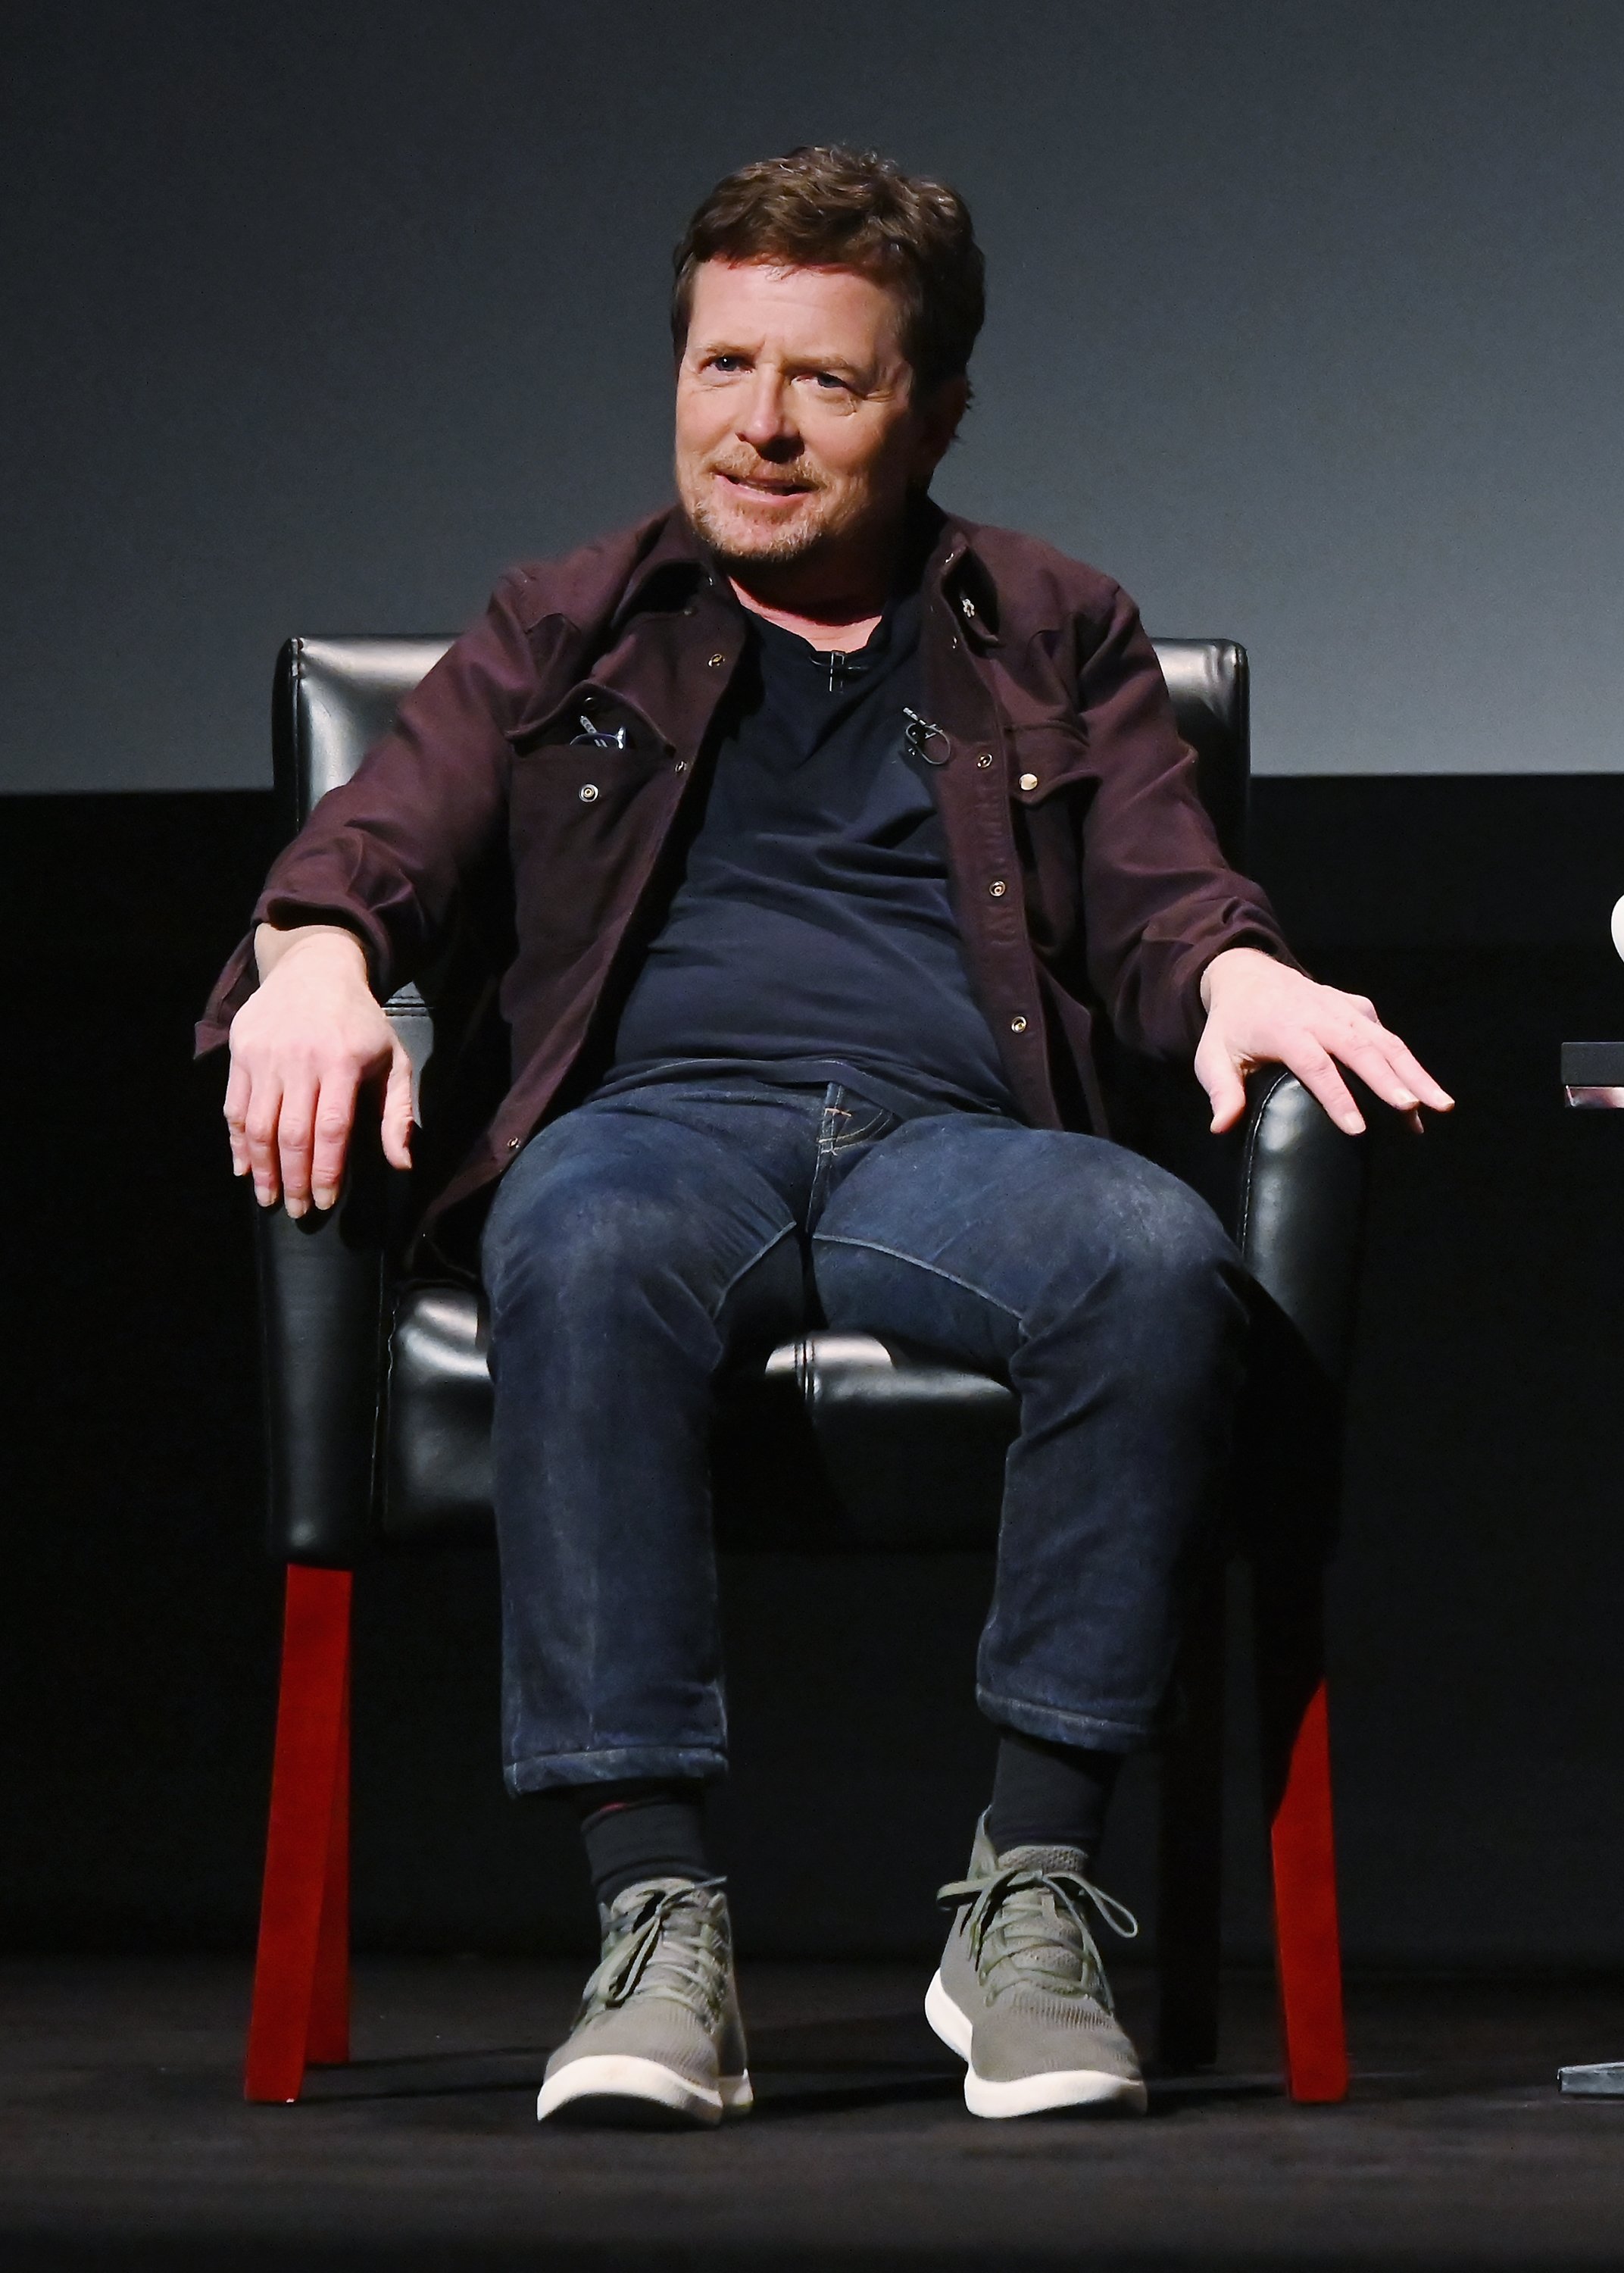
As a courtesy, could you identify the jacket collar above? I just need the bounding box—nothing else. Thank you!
[608,510,716,631]
[929,512,1003,649]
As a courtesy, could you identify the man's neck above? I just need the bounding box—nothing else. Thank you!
[727,580,885,655]
[722,517,910,654]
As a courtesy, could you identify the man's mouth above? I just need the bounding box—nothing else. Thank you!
[716,470,815,498]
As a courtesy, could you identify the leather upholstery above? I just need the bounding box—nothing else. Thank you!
[383,1282,494,1549]
[257,634,1364,1566]
[274,636,451,836]
[1151,638,1248,870]
[259,1177,386,1567]
[1233,1069,1366,1385]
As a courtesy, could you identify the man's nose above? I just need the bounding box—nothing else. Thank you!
[737,369,798,455]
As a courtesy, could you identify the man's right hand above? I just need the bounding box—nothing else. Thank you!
[224,924,414,1217]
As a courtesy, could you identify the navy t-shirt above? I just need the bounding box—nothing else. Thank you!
[600,586,1015,1122]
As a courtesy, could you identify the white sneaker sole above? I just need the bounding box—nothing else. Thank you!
[926,1971,1148,2120]
[536,2054,753,2128]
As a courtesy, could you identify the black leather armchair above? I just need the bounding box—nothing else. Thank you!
[244,636,1366,2108]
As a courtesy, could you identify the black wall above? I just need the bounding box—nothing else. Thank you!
[9,780,1624,1969]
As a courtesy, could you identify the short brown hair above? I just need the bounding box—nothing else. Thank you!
[671,145,985,399]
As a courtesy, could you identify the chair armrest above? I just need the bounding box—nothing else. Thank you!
[1235,1068,1369,1389]
[251,981,437,1566]
[255,1137,390,1568]
[1228,1071,1369,1560]
[1562,1041,1624,1106]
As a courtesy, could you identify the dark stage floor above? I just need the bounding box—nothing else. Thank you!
[5,1962,1624,2269]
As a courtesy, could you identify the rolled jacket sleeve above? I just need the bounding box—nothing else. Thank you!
[1076,584,1298,1060]
[196,571,552,1052]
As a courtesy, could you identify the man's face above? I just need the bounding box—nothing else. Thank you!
[674,259,960,580]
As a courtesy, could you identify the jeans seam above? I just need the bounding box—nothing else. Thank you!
[707,1221,799,1323]
[832,1114,895,1149]
[976,1685,1151,1747]
[508,1742,728,1766]
[810,1231,1026,1327]
[506,1742,729,1793]
[817,1086,842,1150]
[818,1086,896,1158]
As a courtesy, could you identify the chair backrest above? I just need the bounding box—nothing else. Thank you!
[1154,639,1248,869]
[273,633,1250,867]
[273,637,453,843]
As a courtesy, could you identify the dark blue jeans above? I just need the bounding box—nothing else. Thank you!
[480,1077,1248,1796]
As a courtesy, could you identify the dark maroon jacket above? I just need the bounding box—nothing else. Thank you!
[199,504,1295,1219]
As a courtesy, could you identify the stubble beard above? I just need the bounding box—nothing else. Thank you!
[682,477,836,571]
[676,441,904,578]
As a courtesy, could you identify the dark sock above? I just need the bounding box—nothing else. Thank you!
[573,1780,711,1910]
[985,1731,1124,1862]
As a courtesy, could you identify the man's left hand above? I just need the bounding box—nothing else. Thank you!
[1195,947,1454,1136]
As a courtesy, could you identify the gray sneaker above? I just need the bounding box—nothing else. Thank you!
[537,1875,752,2128]
[927,1813,1148,2118]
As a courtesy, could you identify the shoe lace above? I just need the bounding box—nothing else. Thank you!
[936,1862,1138,2011]
[578,1876,731,2024]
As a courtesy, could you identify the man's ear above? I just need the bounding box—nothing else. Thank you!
[910,375,971,480]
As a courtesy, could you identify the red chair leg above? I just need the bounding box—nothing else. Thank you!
[1269,1674,1346,2101]
[306,1655,351,2065]
[1252,1562,1348,2103]
[245,1565,353,2103]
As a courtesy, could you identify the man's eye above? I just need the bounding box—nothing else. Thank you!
[710,355,746,374]
[810,372,848,392]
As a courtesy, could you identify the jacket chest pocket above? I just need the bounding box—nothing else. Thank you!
[509,691,679,827]
[507,699,683,943]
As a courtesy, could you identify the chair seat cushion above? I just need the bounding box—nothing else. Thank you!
[383,1282,1014,1554]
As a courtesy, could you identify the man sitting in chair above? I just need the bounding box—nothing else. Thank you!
[203,147,1449,2126]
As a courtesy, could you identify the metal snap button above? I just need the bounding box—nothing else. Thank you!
[674,759,687,773]
[1019,771,1038,790]
[507,1136,522,1149]
[976,752,994,769]
[579,783,598,802]
[1010,1016,1028,1033]
[988,880,1007,899]
[707,652,727,669]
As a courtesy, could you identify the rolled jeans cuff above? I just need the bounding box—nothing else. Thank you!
[976,1685,1151,1755]
[504,1742,729,1797]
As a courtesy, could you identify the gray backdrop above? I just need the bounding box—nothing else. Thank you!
[5,0,1623,791]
